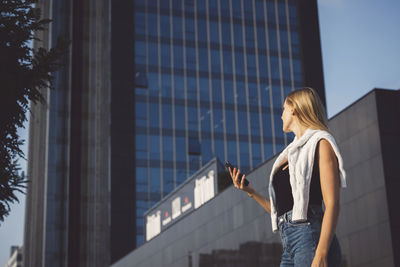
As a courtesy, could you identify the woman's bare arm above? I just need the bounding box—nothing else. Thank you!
[313,139,341,264]
[246,187,271,213]
[229,167,271,214]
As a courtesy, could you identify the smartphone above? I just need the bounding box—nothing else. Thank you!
[225,161,250,186]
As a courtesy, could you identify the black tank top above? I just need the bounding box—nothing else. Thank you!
[272,148,322,217]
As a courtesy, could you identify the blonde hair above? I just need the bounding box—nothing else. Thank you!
[285,87,331,134]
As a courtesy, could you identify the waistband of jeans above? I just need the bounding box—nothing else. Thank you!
[277,205,323,221]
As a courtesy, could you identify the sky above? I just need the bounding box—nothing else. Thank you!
[0,120,28,266]
[318,0,400,118]
[1,0,399,265]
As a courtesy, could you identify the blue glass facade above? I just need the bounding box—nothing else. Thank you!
[134,0,302,246]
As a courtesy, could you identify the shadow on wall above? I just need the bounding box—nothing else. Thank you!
[198,241,282,267]
[197,241,349,267]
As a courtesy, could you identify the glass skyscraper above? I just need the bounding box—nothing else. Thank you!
[131,0,324,246]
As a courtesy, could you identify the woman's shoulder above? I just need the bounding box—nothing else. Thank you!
[301,130,337,153]
[310,130,341,157]
[310,129,336,142]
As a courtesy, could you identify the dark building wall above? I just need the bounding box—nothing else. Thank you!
[375,89,400,267]
[69,0,84,264]
[327,89,397,266]
[23,0,70,266]
[112,89,398,267]
[110,0,136,263]
[296,0,326,107]
[23,0,112,266]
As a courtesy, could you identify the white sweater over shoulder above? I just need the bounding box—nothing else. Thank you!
[268,128,347,233]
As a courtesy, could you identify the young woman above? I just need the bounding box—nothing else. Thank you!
[228,87,346,267]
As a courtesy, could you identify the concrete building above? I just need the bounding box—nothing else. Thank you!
[23,0,111,266]
[5,246,23,267]
[112,88,400,267]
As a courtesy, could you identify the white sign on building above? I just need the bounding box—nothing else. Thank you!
[172,197,181,219]
[146,210,161,241]
[144,159,221,242]
[194,170,215,209]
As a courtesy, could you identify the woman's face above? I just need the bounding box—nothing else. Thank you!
[281,100,296,132]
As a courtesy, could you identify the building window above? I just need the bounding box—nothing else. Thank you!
[188,138,201,156]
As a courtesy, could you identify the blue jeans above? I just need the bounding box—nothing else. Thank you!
[278,205,342,267]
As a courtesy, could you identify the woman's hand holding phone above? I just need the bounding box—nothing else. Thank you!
[227,163,255,197]
[226,161,271,213]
